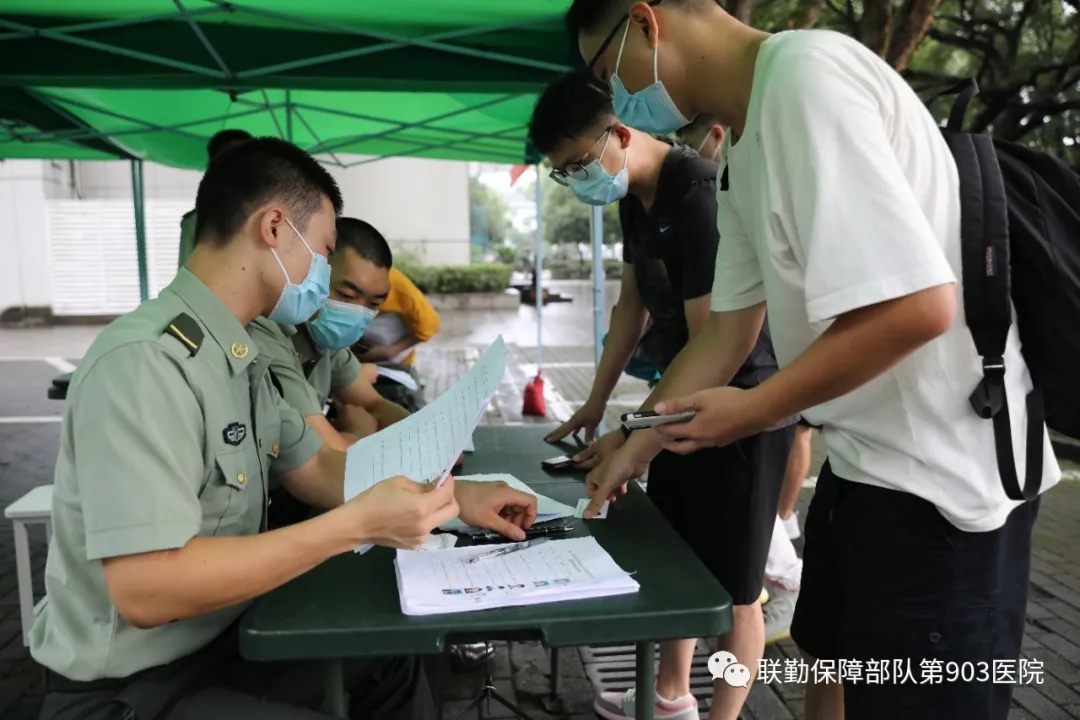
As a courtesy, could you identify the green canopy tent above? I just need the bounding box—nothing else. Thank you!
[0,0,608,364]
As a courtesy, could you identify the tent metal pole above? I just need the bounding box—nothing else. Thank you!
[38,93,206,140]
[535,167,543,369]
[344,126,525,167]
[591,205,604,369]
[286,90,293,142]
[17,105,267,145]
[210,1,571,78]
[304,95,520,156]
[0,19,223,78]
[130,159,149,302]
[173,0,232,80]
[0,6,221,41]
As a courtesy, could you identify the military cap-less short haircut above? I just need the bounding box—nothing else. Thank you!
[676,114,723,144]
[565,0,711,48]
[193,137,343,247]
[529,70,616,156]
[336,217,393,269]
[206,129,252,162]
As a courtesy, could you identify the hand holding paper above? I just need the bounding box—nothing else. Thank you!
[341,475,459,550]
[454,479,539,541]
[344,338,506,553]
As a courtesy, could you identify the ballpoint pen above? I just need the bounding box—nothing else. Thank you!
[468,537,550,564]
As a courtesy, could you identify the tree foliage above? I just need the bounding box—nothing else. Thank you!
[739,0,1079,165]
[539,177,622,250]
[469,177,511,246]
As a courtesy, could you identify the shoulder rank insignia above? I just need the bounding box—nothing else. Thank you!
[222,422,247,446]
[164,313,203,357]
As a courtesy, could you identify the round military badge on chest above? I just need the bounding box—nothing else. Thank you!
[231,342,249,359]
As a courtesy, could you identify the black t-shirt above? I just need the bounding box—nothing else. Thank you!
[619,145,778,389]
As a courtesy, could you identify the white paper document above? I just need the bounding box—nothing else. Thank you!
[439,474,576,532]
[575,499,609,519]
[345,337,506,553]
[376,366,420,392]
[394,537,639,616]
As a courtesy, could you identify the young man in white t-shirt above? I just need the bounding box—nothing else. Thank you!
[567,1,1060,719]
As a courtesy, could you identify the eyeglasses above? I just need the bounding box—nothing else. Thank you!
[586,0,664,72]
[548,125,616,186]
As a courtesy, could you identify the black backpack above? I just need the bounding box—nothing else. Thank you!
[938,79,1080,501]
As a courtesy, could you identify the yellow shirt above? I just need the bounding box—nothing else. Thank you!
[363,268,439,366]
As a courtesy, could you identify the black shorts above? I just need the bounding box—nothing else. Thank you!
[647,426,793,606]
[790,462,1038,720]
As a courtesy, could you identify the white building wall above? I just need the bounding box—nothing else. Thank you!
[0,161,54,317]
[0,156,470,317]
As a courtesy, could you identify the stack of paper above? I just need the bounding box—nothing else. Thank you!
[439,474,575,532]
[375,366,420,392]
[344,337,506,553]
[394,536,640,616]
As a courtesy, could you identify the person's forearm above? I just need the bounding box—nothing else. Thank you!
[282,445,346,510]
[111,510,357,628]
[307,414,352,452]
[747,285,956,428]
[588,301,649,407]
[370,398,410,428]
[628,305,766,457]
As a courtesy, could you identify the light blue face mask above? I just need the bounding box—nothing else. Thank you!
[567,133,629,206]
[610,21,690,135]
[307,300,378,350]
[268,217,331,326]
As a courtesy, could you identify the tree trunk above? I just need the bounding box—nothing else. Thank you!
[886,0,943,70]
[789,0,826,29]
[860,0,893,57]
[728,0,755,24]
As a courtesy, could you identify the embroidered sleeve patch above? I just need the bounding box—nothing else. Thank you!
[222,422,247,446]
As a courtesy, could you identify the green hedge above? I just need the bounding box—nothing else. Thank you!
[545,260,623,280]
[398,263,513,294]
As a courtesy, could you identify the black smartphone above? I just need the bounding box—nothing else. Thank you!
[620,410,696,431]
[541,454,579,471]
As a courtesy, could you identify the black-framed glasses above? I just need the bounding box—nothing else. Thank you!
[548,125,616,186]
[586,0,664,72]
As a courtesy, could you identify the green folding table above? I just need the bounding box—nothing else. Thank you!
[240,425,733,720]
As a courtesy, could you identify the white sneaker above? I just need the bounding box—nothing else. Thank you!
[763,584,799,644]
[594,685,699,720]
[781,512,800,539]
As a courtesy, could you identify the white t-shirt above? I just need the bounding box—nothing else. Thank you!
[710,30,1060,532]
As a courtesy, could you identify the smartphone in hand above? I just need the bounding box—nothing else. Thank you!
[541,454,580,471]
[621,410,697,431]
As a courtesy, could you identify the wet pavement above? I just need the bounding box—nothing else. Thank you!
[0,280,1078,719]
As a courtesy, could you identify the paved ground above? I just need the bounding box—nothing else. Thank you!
[1,281,1078,719]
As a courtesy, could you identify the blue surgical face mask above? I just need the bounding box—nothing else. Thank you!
[307,300,378,350]
[610,22,690,135]
[268,217,331,326]
[567,133,629,206]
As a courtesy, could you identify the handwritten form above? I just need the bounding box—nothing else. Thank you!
[394,537,640,615]
[346,337,506,553]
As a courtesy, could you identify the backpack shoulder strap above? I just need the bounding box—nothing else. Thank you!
[941,79,1044,501]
